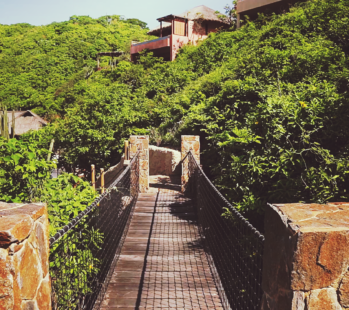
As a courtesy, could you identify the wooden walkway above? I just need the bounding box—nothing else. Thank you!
[101,176,223,309]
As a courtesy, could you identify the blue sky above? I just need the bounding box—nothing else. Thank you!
[0,0,230,29]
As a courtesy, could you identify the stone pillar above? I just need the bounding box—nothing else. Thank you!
[262,202,349,310]
[181,135,200,192]
[129,135,149,193]
[0,202,51,309]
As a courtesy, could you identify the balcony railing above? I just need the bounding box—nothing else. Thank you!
[130,36,171,54]
[237,0,282,13]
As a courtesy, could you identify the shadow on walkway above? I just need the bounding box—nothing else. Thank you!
[100,175,223,309]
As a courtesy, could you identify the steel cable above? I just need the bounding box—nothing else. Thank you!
[187,151,264,310]
[50,152,140,310]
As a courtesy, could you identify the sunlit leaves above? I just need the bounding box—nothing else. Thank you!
[0,137,56,202]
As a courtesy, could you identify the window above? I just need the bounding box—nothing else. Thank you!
[174,20,185,36]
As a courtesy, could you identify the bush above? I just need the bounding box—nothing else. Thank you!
[38,173,96,236]
[0,137,55,202]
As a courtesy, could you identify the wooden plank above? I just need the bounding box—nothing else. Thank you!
[110,277,142,284]
[128,223,152,230]
[135,201,157,207]
[110,271,142,278]
[114,261,144,271]
[103,290,138,299]
[101,178,223,309]
[135,206,194,213]
[101,297,138,307]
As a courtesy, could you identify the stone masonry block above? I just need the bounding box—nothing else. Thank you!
[13,241,42,300]
[182,136,197,142]
[181,136,200,192]
[129,135,149,193]
[0,203,46,221]
[0,214,33,247]
[0,203,51,309]
[307,288,341,310]
[130,144,138,154]
[262,202,349,310]
[21,300,39,310]
[28,221,49,278]
[140,159,149,171]
[340,271,349,307]
[149,145,181,176]
[34,276,51,310]
[0,248,13,309]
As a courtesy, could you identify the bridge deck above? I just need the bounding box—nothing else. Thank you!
[101,175,223,309]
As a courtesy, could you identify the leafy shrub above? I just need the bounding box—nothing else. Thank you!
[36,164,97,309]
[50,213,102,310]
[0,15,152,117]
[38,173,96,236]
[0,135,98,309]
[167,0,349,225]
[0,137,55,202]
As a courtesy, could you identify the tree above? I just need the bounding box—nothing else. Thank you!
[126,18,148,29]
[215,0,237,26]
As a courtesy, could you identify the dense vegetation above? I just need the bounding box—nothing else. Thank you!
[0,15,151,116]
[2,0,349,230]
[0,136,55,202]
[0,135,95,234]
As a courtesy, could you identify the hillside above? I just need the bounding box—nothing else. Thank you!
[4,0,349,225]
[0,15,151,116]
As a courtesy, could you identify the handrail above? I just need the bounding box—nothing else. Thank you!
[188,150,264,241]
[131,35,170,46]
[49,151,140,310]
[187,150,264,310]
[49,152,139,246]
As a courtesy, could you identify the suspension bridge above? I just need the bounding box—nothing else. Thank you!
[49,135,264,310]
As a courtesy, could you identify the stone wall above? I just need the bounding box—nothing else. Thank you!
[96,155,125,189]
[0,202,51,310]
[181,135,200,192]
[149,145,181,176]
[262,202,349,310]
[129,135,149,193]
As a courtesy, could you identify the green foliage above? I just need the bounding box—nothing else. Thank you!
[52,83,148,171]
[215,0,237,26]
[35,158,97,310]
[171,0,349,218]
[50,217,102,310]
[31,0,349,221]
[39,173,96,236]
[0,137,55,202]
[125,18,148,29]
[28,151,97,309]
[0,135,97,309]
[5,0,349,228]
[0,15,151,117]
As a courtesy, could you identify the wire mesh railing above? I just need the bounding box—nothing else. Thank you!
[49,152,139,310]
[187,151,265,310]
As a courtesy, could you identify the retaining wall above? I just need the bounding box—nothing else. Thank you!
[96,155,125,189]
[149,145,181,176]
